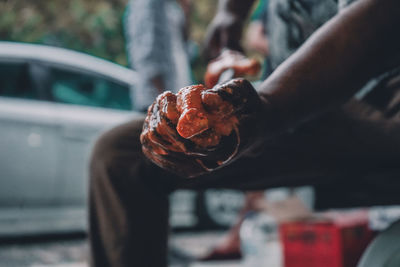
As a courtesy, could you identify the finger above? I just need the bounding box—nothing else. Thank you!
[211,78,262,115]
[142,145,208,178]
[141,130,169,156]
[204,50,261,88]
[202,25,222,61]
[143,92,209,156]
[146,92,186,153]
[144,108,176,153]
[155,94,187,152]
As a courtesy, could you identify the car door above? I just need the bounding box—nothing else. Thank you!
[47,66,139,206]
[0,60,59,206]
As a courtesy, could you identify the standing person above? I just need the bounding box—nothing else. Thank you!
[246,0,271,77]
[124,0,192,112]
[89,0,400,266]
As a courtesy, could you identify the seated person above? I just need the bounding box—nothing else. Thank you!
[88,0,400,266]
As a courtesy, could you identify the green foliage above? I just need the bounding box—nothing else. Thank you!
[0,0,216,77]
[0,0,129,65]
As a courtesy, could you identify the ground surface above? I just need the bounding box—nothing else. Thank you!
[0,232,243,267]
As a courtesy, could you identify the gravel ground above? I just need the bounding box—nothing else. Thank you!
[0,239,87,267]
[0,232,243,267]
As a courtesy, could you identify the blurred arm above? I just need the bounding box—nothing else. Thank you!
[216,0,256,20]
[258,0,400,131]
[245,21,269,56]
[203,0,256,60]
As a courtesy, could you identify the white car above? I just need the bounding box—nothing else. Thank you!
[0,42,143,236]
[0,42,248,237]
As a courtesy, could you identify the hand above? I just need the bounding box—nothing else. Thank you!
[204,49,261,88]
[140,79,267,178]
[245,21,269,56]
[203,12,244,61]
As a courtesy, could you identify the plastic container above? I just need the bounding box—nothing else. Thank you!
[240,211,283,267]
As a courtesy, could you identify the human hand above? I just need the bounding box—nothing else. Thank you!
[245,21,269,56]
[203,12,244,61]
[140,79,266,178]
[204,49,261,88]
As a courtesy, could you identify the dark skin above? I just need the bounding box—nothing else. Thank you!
[203,0,256,61]
[91,2,400,266]
[206,0,400,127]
[151,75,166,95]
[257,0,400,129]
[142,0,400,178]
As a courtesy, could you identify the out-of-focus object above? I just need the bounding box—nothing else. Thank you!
[263,192,313,223]
[0,42,142,236]
[240,212,283,267]
[280,210,374,267]
[368,205,400,231]
[204,50,261,88]
[0,42,254,235]
[217,68,235,85]
[124,0,192,111]
[358,219,400,267]
[239,189,312,267]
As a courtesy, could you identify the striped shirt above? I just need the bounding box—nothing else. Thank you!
[124,0,192,111]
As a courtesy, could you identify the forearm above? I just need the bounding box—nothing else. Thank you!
[216,0,256,20]
[259,0,400,129]
[204,0,256,59]
[151,75,166,95]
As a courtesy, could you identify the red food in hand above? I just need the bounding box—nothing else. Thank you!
[204,50,261,88]
[142,84,239,149]
[141,79,261,177]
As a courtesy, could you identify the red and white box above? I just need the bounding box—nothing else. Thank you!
[280,210,374,267]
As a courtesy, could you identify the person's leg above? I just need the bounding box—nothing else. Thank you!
[89,117,177,267]
[200,191,266,261]
[89,89,400,266]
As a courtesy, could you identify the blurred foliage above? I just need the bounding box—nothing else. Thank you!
[0,0,129,65]
[190,0,216,44]
[188,0,216,82]
[0,0,217,78]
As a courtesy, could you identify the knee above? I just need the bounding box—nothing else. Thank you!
[89,121,176,193]
[90,133,115,177]
[91,127,123,169]
[90,120,145,181]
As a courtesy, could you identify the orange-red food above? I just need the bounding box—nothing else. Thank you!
[176,84,238,148]
[204,50,261,88]
[176,85,209,139]
[141,84,239,152]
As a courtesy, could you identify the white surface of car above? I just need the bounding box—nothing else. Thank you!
[0,42,143,236]
[0,42,248,237]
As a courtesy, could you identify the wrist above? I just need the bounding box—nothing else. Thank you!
[215,10,245,25]
[150,75,165,94]
[213,12,244,52]
[217,0,255,21]
[256,94,284,142]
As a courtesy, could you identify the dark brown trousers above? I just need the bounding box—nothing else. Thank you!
[89,76,400,267]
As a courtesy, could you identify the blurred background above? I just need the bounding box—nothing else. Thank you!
[1,1,400,267]
[0,1,255,266]
[0,0,216,82]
